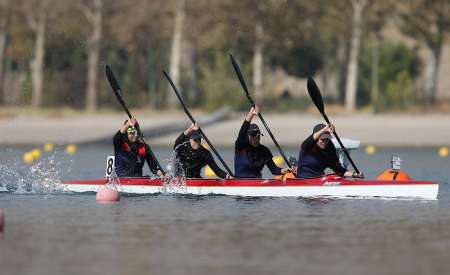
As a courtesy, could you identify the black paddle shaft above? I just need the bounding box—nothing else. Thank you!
[229,54,292,169]
[105,65,165,174]
[322,114,360,174]
[306,77,360,174]
[162,70,235,177]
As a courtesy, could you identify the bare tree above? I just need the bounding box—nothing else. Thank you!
[78,0,103,112]
[108,0,172,108]
[0,0,8,103]
[367,1,393,110]
[345,0,368,112]
[397,0,450,104]
[24,0,50,108]
[167,0,185,109]
[253,21,264,101]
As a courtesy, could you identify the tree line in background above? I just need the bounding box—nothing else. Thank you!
[0,0,449,113]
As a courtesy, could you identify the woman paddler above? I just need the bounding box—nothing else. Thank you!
[174,123,233,179]
[234,106,292,178]
[113,117,164,177]
[296,123,364,179]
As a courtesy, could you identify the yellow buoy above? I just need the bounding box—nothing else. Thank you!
[438,146,449,158]
[44,142,55,152]
[365,145,376,155]
[66,144,77,155]
[273,155,285,166]
[204,165,216,178]
[30,149,42,160]
[23,152,34,164]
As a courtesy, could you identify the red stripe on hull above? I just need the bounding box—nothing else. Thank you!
[63,175,437,187]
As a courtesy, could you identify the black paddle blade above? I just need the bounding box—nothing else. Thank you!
[105,65,122,96]
[229,54,251,97]
[307,77,325,115]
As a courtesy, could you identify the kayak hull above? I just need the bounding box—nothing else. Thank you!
[62,176,439,200]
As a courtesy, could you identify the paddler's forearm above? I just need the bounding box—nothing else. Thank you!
[120,122,130,133]
[301,134,316,150]
[312,129,326,141]
[245,112,253,122]
[209,162,228,179]
[174,132,188,148]
[113,130,125,148]
[206,154,228,179]
[267,160,283,175]
[236,121,250,148]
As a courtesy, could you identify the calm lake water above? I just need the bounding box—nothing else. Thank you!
[0,145,449,275]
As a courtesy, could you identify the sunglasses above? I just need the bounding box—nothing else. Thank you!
[128,131,137,136]
[249,131,261,138]
[319,137,330,142]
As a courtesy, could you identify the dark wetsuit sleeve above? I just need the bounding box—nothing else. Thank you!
[235,120,250,150]
[264,148,283,175]
[174,132,189,149]
[144,144,160,175]
[206,152,228,179]
[301,134,316,151]
[113,130,126,148]
[328,144,346,176]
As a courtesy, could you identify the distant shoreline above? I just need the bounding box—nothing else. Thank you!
[1,110,449,147]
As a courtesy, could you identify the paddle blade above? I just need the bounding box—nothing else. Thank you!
[307,77,325,115]
[229,54,251,98]
[106,65,122,96]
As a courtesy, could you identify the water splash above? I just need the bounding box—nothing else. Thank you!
[105,170,124,192]
[0,148,70,194]
[160,176,187,194]
[26,156,66,193]
[159,147,187,194]
[0,164,24,192]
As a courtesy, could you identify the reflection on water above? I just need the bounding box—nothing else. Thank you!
[297,197,336,205]
[0,146,450,275]
[0,189,449,275]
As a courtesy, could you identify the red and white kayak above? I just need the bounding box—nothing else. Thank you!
[63,175,439,200]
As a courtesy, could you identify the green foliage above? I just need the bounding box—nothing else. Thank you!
[269,39,324,78]
[262,96,311,113]
[198,52,247,112]
[358,42,419,109]
[378,70,415,111]
[0,0,440,113]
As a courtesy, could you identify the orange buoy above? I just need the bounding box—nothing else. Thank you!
[275,172,296,180]
[0,209,4,233]
[283,172,296,180]
[377,169,412,181]
[96,188,120,203]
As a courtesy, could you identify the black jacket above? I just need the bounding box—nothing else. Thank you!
[113,131,160,177]
[174,133,228,178]
[297,134,346,178]
[234,121,282,178]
